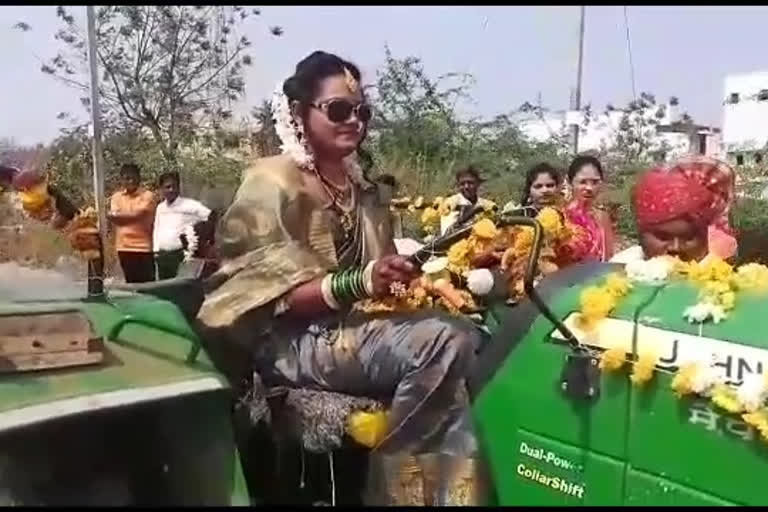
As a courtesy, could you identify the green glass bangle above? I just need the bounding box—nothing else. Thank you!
[350,268,364,299]
[330,267,369,305]
[331,272,344,303]
[332,269,354,305]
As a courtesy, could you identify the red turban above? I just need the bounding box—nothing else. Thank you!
[633,155,734,230]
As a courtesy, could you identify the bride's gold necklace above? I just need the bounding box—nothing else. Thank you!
[312,166,356,238]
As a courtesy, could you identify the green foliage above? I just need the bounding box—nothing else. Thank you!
[44,127,244,210]
[250,100,281,158]
[8,36,766,251]
[733,197,768,233]
[18,5,282,164]
[365,46,567,205]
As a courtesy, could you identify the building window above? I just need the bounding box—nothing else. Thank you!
[759,90,768,101]
[728,93,740,104]
[736,154,744,166]
[756,153,763,164]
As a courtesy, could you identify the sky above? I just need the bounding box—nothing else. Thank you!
[3,5,768,146]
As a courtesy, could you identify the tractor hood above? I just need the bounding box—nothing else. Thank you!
[0,262,224,435]
[472,262,768,506]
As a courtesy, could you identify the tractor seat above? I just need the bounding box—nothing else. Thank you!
[246,378,385,454]
[110,276,204,323]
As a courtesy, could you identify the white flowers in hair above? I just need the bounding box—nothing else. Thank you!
[271,80,367,186]
[467,268,494,296]
[625,256,674,285]
[182,224,199,262]
[271,83,314,169]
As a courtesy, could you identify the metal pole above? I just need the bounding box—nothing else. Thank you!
[570,6,586,156]
[86,5,106,295]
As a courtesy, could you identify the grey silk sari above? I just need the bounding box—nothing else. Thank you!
[198,154,485,505]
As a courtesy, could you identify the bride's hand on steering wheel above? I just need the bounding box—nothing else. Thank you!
[371,255,418,297]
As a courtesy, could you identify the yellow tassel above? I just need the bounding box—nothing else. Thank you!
[347,410,388,448]
[599,347,626,372]
[630,352,658,386]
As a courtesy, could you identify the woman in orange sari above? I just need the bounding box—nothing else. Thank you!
[563,155,615,262]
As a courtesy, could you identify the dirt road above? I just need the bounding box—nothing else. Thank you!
[0,261,85,302]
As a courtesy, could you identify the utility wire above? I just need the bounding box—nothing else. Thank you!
[623,6,637,101]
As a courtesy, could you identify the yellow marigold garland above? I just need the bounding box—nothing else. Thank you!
[710,383,744,414]
[599,347,626,372]
[630,352,659,387]
[734,263,768,292]
[670,363,699,398]
[577,273,632,329]
[743,409,768,442]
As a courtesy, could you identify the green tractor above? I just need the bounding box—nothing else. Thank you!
[1,214,765,505]
[0,263,249,505]
[232,215,768,506]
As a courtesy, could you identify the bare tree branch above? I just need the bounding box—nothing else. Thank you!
[19,5,283,165]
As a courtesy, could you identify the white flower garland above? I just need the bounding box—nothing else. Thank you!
[182,224,199,262]
[683,302,727,325]
[270,81,368,187]
[678,362,768,412]
[625,256,674,285]
[466,268,494,296]
[688,363,722,396]
[421,256,449,275]
[738,374,768,413]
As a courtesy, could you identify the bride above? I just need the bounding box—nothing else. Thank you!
[197,51,484,505]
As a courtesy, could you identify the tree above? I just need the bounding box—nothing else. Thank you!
[367,45,474,168]
[249,100,280,158]
[365,46,567,207]
[17,6,283,166]
[577,93,692,167]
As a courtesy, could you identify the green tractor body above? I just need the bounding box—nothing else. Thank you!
[472,262,767,506]
[4,236,766,505]
[0,271,249,505]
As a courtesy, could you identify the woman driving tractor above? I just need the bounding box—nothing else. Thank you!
[197,51,484,506]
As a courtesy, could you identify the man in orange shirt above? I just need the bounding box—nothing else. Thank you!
[108,163,157,283]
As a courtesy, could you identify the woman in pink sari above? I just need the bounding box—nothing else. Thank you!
[563,155,615,262]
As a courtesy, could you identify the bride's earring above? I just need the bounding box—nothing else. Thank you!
[293,117,315,166]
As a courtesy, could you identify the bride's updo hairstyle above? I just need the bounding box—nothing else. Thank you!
[282,51,362,116]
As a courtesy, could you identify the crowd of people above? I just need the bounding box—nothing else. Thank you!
[426,152,737,268]
[107,163,214,283]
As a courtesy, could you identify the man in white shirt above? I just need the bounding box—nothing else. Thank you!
[440,166,497,234]
[153,171,212,280]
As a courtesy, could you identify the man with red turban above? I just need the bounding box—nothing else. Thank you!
[612,155,736,263]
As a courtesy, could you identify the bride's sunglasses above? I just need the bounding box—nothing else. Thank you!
[311,99,373,124]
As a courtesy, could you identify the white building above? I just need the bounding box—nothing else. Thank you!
[516,101,721,161]
[722,71,768,166]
